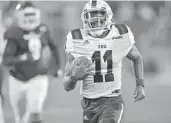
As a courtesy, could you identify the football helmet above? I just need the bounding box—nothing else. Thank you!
[81,0,113,33]
[15,1,41,31]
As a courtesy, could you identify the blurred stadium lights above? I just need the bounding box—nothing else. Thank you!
[138,3,155,21]
[116,2,135,22]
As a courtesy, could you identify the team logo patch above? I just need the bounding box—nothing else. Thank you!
[84,40,90,44]
[112,36,122,39]
[83,115,89,120]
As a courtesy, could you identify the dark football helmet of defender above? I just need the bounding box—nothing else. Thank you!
[15,1,41,31]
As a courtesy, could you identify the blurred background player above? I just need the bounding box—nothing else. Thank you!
[0,64,5,123]
[63,0,145,123]
[2,1,60,123]
[0,58,5,123]
[0,66,5,123]
[0,7,8,123]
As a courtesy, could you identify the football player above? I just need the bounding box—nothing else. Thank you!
[63,0,145,123]
[2,2,60,123]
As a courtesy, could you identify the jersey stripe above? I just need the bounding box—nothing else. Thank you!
[115,24,128,35]
[71,29,83,39]
[91,0,97,7]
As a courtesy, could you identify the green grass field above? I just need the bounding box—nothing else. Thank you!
[2,68,171,123]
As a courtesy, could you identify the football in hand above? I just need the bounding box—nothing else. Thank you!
[75,56,92,68]
[70,56,92,80]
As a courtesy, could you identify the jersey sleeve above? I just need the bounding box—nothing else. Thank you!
[3,39,17,58]
[125,25,135,56]
[4,29,12,40]
[114,24,135,46]
[4,26,22,41]
[114,24,136,57]
[126,25,135,45]
[3,27,18,57]
[65,31,74,54]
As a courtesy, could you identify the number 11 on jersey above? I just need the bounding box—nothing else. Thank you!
[91,50,114,83]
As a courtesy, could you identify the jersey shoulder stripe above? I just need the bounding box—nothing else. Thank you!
[114,24,128,35]
[91,0,97,7]
[71,29,83,39]
[110,23,135,45]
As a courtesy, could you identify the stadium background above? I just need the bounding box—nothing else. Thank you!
[0,1,171,123]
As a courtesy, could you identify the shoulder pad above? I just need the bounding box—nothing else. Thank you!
[114,24,128,35]
[71,29,83,39]
[4,26,23,40]
[65,31,74,53]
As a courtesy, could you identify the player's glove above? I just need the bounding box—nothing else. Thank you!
[134,85,145,102]
[70,56,91,80]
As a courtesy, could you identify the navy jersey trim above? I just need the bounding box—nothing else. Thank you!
[71,29,83,39]
[115,24,128,35]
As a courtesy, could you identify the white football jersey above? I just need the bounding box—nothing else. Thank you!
[65,24,135,99]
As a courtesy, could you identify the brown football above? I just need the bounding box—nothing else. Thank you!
[76,56,92,68]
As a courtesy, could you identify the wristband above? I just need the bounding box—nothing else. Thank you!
[136,79,144,87]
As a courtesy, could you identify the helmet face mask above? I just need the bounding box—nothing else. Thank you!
[83,9,107,31]
[16,3,41,31]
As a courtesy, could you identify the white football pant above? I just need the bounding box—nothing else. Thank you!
[0,98,5,123]
[9,75,49,123]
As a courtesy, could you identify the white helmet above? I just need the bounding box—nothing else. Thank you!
[15,1,41,31]
[81,0,113,32]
